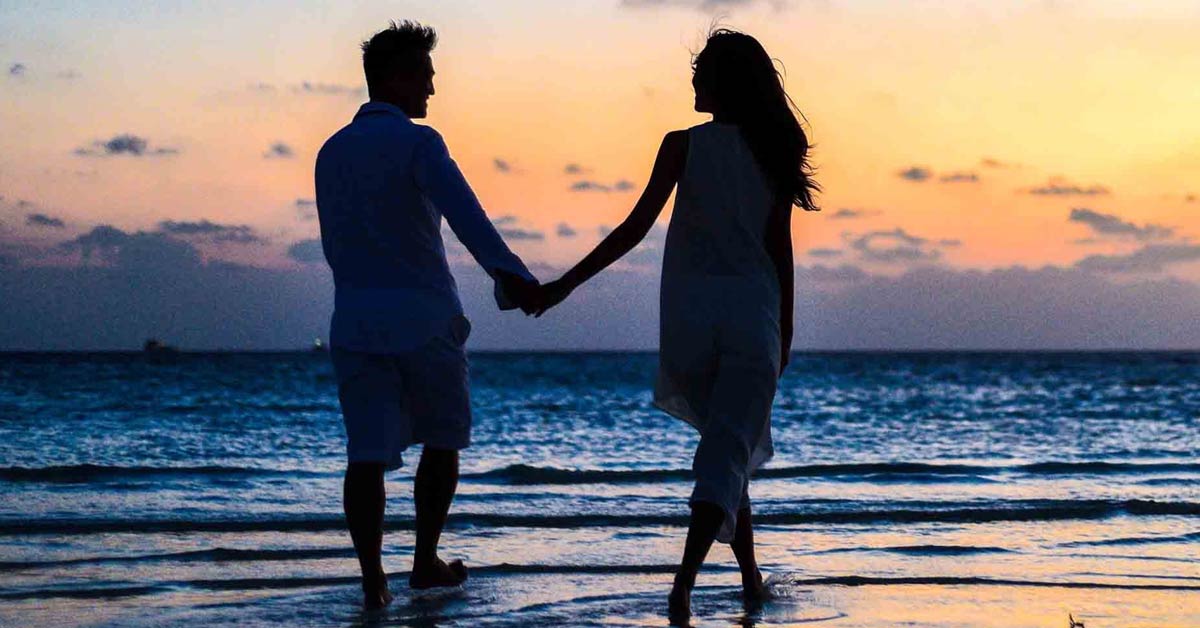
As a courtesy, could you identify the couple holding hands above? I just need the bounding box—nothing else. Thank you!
[314,20,818,621]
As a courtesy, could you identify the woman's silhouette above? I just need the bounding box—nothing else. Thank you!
[535,28,819,621]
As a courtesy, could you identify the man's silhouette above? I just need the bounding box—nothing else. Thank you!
[314,20,538,609]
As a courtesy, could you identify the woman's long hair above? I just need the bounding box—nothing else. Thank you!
[692,29,819,211]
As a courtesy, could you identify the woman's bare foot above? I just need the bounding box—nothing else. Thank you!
[667,579,692,625]
[741,568,766,605]
[409,557,468,590]
[362,570,393,610]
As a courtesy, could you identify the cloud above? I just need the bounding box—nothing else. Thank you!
[1186,194,1196,203]
[980,157,1019,169]
[571,179,637,193]
[897,166,932,182]
[938,239,963,247]
[74,134,179,157]
[1027,179,1109,196]
[846,228,949,263]
[498,227,545,241]
[3,234,1200,350]
[564,163,589,175]
[9,63,26,77]
[1068,208,1174,242]
[158,220,266,244]
[797,263,869,283]
[26,213,65,229]
[290,81,364,96]
[828,208,877,220]
[287,238,324,264]
[487,215,543,240]
[619,0,774,11]
[295,198,316,220]
[493,158,512,173]
[557,223,578,238]
[807,247,842,258]
[61,225,132,260]
[1074,243,1200,274]
[263,142,294,159]
[939,172,979,183]
[56,225,202,270]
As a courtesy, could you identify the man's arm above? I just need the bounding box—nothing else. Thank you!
[412,128,538,311]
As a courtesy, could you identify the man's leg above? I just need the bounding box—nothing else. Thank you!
[409,445,468,588]
[344,461,393,609]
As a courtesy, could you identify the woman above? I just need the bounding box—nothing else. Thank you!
[535,28,819,620]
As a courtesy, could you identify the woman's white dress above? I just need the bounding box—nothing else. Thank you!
[653,121,782,542]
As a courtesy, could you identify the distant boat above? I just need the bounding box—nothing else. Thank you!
[142,338,178,354]
[142,338,177,357]
[311,338,327,352]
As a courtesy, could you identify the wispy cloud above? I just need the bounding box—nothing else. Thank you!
[939,172,979,183]
[620,0,778,11]
[846,228,956,263]
[74,134,179,157]
[1027,178,1109,196]
[556,223,578,238]
[295,198,316,220]
[828,208,879,220]
[290,81,364,96]
[8,63,27,77]
[263,142,294,159]
[1068,208,1174,242]
[26,213,65,229]
[498,227,545,240]
[897,166,932,182]
[797,263,869,283]
[571,179,636,193]
[158,220,266,244]
[493,158,513,173]
[807,247,842,258]
[1075,243,1200,273]
[287,238,324,264]
[564,163,590,175]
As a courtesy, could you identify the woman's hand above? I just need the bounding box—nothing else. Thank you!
[534,278,575,317]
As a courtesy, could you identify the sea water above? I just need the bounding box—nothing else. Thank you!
[0,352,1197,626]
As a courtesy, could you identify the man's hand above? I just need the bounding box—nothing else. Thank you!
[495,269,540,315]
[533,278,574,318]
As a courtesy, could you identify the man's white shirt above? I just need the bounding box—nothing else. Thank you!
[315,101,534,352]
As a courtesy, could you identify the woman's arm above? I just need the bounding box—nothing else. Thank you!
[534,130,688,315]
[766,198,794,375]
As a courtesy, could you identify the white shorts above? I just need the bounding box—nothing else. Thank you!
[331,315,472,470]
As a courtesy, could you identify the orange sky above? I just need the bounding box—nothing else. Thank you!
[2,0,1198,278]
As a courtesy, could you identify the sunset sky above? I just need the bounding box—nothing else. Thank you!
[2,0,1199,350]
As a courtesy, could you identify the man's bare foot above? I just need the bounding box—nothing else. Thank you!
[362,570,393,610]
[667,581,692,625]
[409,557,468,590]
[742,568,766,604]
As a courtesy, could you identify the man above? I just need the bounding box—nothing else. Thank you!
[314,20,539,609]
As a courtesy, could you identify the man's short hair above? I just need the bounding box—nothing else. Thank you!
[361,20,437,89]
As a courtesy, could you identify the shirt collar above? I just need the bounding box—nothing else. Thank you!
[354,101,410,120]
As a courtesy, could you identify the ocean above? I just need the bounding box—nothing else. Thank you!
[0,351,1197,627]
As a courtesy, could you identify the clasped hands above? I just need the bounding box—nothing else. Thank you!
[494,270,574,318]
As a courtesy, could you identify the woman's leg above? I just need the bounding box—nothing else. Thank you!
[729,504,765,602]
[669,501,725,621]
